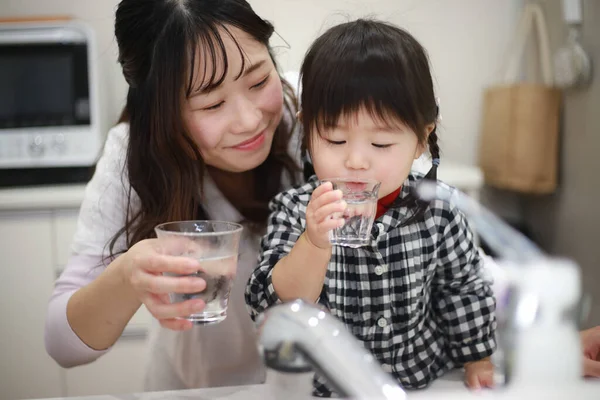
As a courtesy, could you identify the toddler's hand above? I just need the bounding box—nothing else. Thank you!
[464,358,494,390]
[305,181,346,249]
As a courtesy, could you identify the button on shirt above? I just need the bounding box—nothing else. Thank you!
[246,174,497,397]
[374,264,388,275]
[377,317,388,328]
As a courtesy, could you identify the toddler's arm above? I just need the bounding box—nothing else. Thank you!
[245,188,334,319]
[432,206,497,365]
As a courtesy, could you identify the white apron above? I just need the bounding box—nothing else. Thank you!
[143,168,313,394]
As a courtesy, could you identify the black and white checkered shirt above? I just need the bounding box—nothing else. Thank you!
[246,174,496,397]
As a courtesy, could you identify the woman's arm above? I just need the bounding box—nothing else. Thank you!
[44,124,205,367]
[44,254,140,367]
[44,125,141,367]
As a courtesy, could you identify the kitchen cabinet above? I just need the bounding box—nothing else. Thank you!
[0,210,63,400]
[0,186,152,399]
[63,338,148,397]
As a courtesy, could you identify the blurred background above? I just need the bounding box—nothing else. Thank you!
[0,0,597,399]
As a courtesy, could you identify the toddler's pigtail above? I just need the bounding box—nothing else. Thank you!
[399,106,440,226]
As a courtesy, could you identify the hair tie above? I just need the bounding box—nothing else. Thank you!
[432,158,440,166]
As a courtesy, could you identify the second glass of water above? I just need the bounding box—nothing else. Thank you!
[324,178,381,248]
[154,220,242,325]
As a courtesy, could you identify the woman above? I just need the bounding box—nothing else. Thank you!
[44,0,303,390]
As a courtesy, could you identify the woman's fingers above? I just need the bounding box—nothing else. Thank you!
[159,318,194,331]
[131,271,206,295]
[143,293,205,320]
[141,253,201,275]
[583,358,600,377]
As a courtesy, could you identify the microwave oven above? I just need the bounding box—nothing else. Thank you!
[0,21,102,170]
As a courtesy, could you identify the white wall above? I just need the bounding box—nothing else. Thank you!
[1,0,522,165]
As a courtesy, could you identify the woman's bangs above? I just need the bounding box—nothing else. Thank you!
[185,23,248,97]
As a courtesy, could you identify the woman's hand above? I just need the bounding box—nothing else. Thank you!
[304,181,346,250]
[120,238,207,331]
[581,326,600,377]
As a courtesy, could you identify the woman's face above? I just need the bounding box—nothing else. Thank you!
[182,26,284,173]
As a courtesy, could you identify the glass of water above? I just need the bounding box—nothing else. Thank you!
[154,220,243,325]
[323,178,381,248]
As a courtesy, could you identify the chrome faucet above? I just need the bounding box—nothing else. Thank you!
[256,299,406,399]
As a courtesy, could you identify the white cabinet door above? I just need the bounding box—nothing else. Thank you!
[64,338,149,397]
[0,211,63,399]
[52,208,80,272]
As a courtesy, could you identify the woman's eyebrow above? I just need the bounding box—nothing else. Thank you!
[237,59,267,80]
[189,59,267,98]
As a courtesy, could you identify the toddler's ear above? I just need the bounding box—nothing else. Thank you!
[414,144,426,160]
[414,122,436,159]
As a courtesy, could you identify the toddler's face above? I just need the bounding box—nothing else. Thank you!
[310,108,426,199]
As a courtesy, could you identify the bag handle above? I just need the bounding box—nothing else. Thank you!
[503,3,554,86]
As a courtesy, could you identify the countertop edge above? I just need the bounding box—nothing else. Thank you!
[0,184,87,211]
[0,164,484,211]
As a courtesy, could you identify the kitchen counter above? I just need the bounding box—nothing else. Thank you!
[0,162,482,211]
[437,162,484,193]
[0,184,86,210]
[32,379,600,400]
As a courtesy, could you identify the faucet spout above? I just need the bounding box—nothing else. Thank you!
[256,300,406,399]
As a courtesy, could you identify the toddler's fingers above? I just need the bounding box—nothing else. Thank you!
[313,201,347,223]
[465,373,481,390]
[318,217,345,235]
[479,372,495,388]
[312,181,333,198]
[309,189,343,212]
